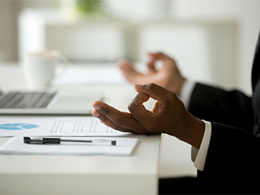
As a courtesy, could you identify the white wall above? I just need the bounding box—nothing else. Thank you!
[170,0,260,94]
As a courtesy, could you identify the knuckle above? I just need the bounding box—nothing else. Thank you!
[128,96,142,111]
[114,118,125,126]
[161,99,171,109]
[145,83,156,91]
[160,93,176,109]
[98,114,107,122]
[100,107,109,115]
[168,91,177,99]
[127,100,135,111]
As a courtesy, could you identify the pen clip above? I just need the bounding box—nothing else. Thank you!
[24,137,43,144]
[24,137,31,144]
[24,137,61,144]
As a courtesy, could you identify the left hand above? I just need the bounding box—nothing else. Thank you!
[119,53,186,95]
[92,83,205,149]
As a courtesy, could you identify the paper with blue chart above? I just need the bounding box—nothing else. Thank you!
[0,117,142,137]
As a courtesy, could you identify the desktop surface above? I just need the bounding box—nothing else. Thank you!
[0,135,160,195]
[0,63,161,195]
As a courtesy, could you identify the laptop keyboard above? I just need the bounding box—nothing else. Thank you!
[0,92,57,109]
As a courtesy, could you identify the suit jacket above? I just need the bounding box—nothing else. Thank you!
[188,32,260,193]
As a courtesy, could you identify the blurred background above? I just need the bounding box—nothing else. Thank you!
[1,0,260,94]
[1,0,260,178]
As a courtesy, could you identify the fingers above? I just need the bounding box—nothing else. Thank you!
[147,52,165,73]
[148,52,171,61]
[135,83,174,103]
[147,61,157,73]
[118,60,143,83]
[147,52,176,72]
[92,101,140,132]
[128,93,153,122]
[147,54,157,73]
[128,85,174,132]
[92,108,135,133]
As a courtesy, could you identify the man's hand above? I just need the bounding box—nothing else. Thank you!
[119,53,186,96]
[92,83,205,149]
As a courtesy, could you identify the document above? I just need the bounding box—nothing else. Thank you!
[0,117,144,137]
[0,136,138,156]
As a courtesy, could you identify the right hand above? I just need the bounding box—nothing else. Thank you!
[119,52,186,96]
[92,83,205,149]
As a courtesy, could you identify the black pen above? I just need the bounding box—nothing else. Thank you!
[24,137,117,146]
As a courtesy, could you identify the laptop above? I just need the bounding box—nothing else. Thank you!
[0,89,102,115]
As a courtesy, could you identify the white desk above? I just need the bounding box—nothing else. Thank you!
[0,63,161,195]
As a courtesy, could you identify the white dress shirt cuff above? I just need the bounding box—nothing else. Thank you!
[179,80,196,109]
[191,120,212,171]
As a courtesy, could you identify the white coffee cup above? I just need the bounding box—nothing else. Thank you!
[23,50,67,89]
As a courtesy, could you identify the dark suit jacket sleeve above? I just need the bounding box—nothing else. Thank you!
[188,83,259,192]
[197,122,260,192]
[188,83,254,131]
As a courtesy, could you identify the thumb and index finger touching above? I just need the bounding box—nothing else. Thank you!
[147,52,175,74]
[126,83,175,133]
[119,53,170,76]
[129,83,172,119]
[135,83,170,103]
[148,52,169,61]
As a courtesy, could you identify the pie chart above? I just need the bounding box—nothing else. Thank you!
[0,123,39,130]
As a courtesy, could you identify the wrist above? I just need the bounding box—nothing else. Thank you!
[179,114,205,149]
